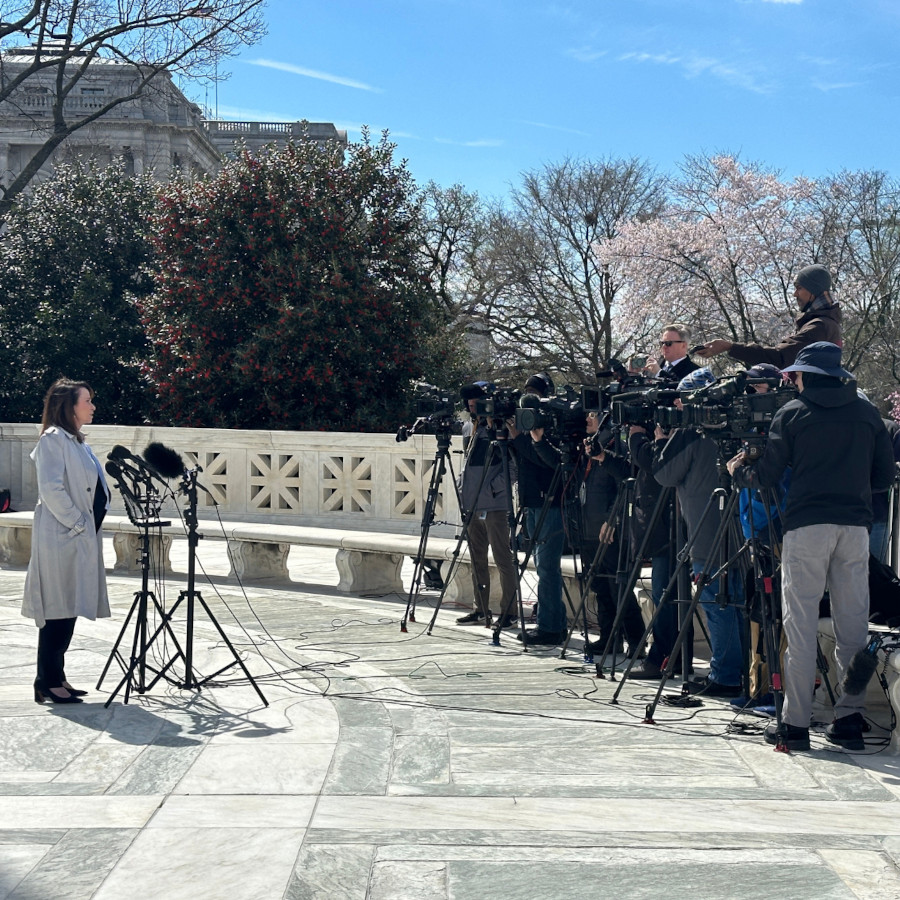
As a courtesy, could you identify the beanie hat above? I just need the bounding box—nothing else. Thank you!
[677,366,716,392]
[794,264,832,297]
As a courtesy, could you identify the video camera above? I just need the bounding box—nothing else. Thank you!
[396,383,461,442]
[675,373,798,453]
[473,386,520,421]
[515,385,595,447]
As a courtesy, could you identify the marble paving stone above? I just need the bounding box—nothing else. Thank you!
[305,827,885,851]
[324,727,393,795]
[203,696,340,745]
[449,746,754,781]
[312,797,900,836]
[329,696,394,729]
[6,828,137,900]
[0,844,48,900]
[447,860,853,900]
[92,826,304,900]
[54,742,145,786]
[0,715,100,771]
[149,794,316,828]
[369,860,447,900]
[284,843,374,900]
[818,848,900,899]
[0,796,163,829]
[393,733,451,785]
[0,831,66,845]
[107,740,205,795]
[795,751,897,801]
[173,742,335,795]
[0,772,57,784]
[387,705,451,735]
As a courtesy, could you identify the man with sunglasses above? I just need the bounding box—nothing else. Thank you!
[654,324,700,383]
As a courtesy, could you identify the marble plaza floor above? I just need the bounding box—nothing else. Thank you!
[3,539,900,900]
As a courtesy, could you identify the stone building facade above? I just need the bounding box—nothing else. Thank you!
[0,46,346,189]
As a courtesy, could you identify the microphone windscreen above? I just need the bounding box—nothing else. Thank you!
[109,444,131,461]
[104,460,121,477]
[519,393,542,409]
[842,647,879,696]
[143,442,184,479]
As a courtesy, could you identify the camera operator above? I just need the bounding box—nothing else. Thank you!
[728,342,895,751]
[649,324,700,383]
[455,383,518,628]
[507,373,568,645]
[619,420,682,679]
[732,363,789,710]
[696,265,842,369]
[578,412,646,655]
[652,367,745,697]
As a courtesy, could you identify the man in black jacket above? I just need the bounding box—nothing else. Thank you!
[507,373,568,645]
[729,342,895,751]
[653,323,700,383]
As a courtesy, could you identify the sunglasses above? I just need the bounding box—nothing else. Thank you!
[660,340,685,347]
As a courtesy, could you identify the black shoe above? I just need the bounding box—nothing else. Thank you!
[686,676,742,698]
[456,611,485,625]
[626,661,663,680]
[765,721,810,751]
[62,682,88,697]
[34,686,83,705]
[585,638,626,656]
[825,713,866,751]
[497,613,518,629]
[517,628,567,645]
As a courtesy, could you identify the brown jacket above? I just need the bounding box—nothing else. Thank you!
[728,303,842,369]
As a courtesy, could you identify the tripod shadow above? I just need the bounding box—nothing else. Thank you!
[45,693,291,745]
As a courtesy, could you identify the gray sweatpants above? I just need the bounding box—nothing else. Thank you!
[781,523,869,728]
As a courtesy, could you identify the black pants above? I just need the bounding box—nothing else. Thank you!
[582,539,645,648]
[36,617,77,689]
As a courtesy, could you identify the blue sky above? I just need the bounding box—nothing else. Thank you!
[189,0,900,201]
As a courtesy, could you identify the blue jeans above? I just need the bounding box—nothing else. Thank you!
[692,560,744,686]
[870,520,889,564]
[526,505,566,633]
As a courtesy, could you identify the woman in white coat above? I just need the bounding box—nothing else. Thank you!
[23,379,110,703]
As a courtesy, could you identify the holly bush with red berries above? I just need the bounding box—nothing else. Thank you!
[142,131,463,430]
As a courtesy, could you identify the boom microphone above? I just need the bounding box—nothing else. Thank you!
[841,635,883,696]
[143,442,185,479]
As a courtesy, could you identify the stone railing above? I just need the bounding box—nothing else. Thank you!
[0,424,463,537]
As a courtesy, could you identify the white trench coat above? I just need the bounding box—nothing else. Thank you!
[22,427,110,628]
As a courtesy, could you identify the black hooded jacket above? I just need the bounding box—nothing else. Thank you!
[734,378,894,532]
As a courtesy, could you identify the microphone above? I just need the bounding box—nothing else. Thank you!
[841,635,883,696]
[109,444,144,466]
[143,442,185,479]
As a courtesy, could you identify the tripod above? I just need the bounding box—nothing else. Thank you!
[102,461,268,706]
[401,424,459,630]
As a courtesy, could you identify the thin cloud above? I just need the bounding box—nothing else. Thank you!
[761,0,802,4]
[434,137,503,148]
[812,81,862,92]
[566,46,607,63]
[245,58,383,93]
[515,119,591,138]
[617,50,773,94]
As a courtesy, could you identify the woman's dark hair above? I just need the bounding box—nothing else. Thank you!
[41,378,93,442]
